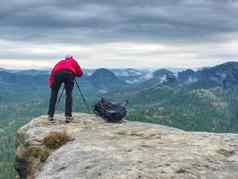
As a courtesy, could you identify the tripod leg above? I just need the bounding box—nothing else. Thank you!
[74,79,91,113]
[57,85,65,106]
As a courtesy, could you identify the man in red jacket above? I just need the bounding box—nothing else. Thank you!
[48,55,83,123]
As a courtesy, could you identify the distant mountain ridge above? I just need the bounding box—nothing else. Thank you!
[1,62,238,89]
[178,62,238,88]
[1,62,238,92]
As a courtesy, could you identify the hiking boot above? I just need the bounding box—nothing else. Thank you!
[65,116,73,123]
[48,116,55,123]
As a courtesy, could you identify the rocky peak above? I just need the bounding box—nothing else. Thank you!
[178,69,196,82]
[153,69,175,80]
[89,68,125,90]
[16,113,238,179]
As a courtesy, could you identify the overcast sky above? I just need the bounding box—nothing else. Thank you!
[0,0,238,69]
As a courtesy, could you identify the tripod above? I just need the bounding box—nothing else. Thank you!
[74,79,91,113]
[56,79,91,113]
[57,85,65,106]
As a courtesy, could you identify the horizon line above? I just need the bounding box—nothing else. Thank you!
[1,60,238,71]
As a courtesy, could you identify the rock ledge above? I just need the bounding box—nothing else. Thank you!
[15,113,238,179]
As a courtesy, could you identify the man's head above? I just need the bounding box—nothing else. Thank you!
[65,55,73,60]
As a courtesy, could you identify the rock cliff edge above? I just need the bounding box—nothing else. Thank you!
[15,113,238,179]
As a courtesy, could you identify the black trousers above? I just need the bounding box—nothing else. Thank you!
[48,70,75,117]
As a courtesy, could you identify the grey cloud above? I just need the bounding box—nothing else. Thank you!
[0,0,238,45]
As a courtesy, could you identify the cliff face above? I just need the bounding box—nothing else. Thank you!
[16,113,238,179]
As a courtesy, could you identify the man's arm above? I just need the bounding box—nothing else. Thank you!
[73,60,83,77]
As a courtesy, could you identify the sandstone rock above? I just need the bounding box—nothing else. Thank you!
[15,113,238,179]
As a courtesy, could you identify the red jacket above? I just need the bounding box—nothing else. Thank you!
[48,57,83,87]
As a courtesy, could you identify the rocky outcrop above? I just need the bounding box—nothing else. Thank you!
[16,113,238,179]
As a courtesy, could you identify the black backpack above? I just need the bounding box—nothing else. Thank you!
[94,98,128,122]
